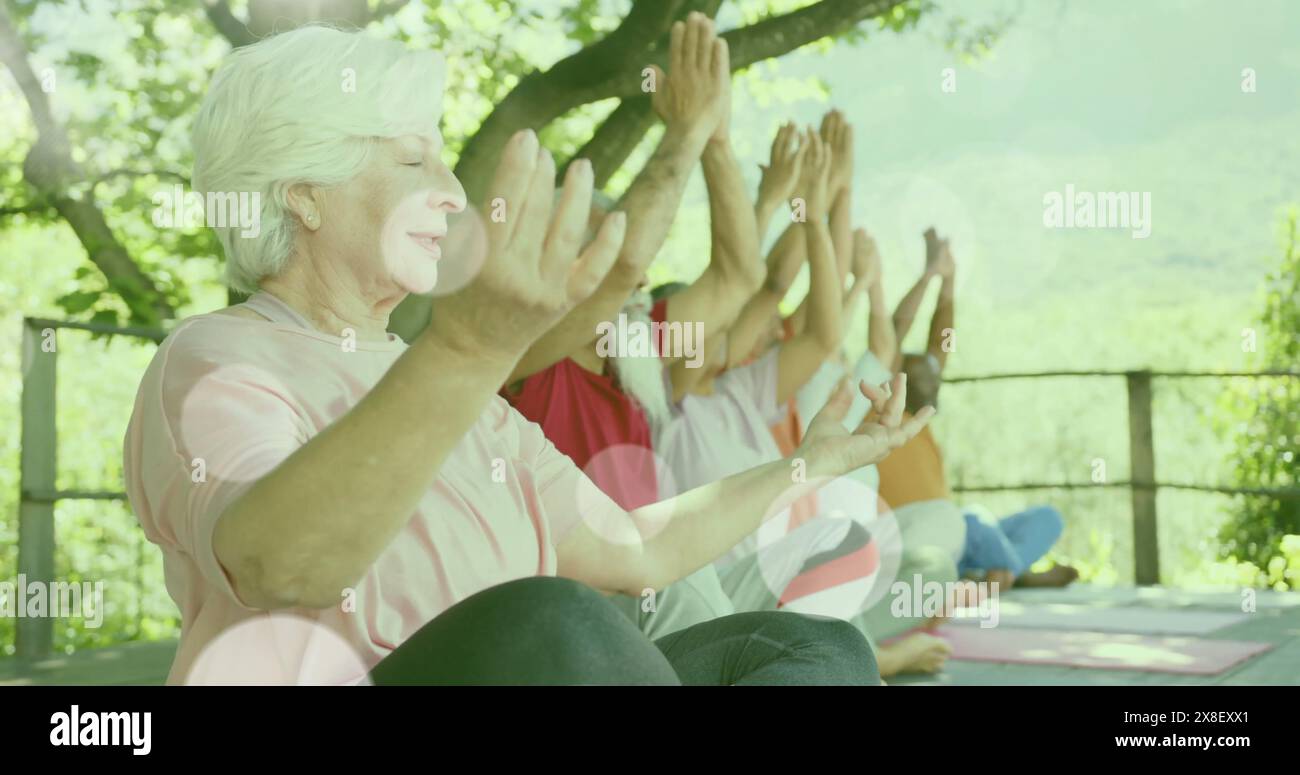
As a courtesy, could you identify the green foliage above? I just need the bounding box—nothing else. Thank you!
[1216,209,1300,588]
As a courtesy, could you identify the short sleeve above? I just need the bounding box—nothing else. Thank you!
[126,326,309,607]
[511,406,627,544]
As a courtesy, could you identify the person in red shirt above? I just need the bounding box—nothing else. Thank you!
[503,16,763,512]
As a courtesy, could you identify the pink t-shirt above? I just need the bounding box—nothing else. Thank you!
[123,292,618,685]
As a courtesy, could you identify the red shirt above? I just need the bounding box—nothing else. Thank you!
[505,358,660,510]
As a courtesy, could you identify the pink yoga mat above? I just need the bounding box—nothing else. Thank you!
[945,603,1249,635]
[936,626,1273,675]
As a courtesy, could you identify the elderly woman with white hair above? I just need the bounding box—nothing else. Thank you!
[123,24,931,685]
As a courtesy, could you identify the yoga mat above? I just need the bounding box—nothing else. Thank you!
[936,626,1273,675]
[946,602,1250,635]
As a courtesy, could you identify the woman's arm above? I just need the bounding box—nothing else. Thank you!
[558,374,933,594]
[213,133,626,610]
[774,133,840,405]
[754,122,803,243]
[722,227,806,370]
[505,14,724,384]
[852,228,897,368]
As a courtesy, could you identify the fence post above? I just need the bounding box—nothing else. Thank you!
[18,319,57,658]
[1126,370,1160,585]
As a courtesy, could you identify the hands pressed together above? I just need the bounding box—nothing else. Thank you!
[438,12,944,487]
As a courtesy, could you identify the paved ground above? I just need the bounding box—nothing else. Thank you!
[2,586,1297,686]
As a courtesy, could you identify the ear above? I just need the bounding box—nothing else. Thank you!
[286,183,324,230]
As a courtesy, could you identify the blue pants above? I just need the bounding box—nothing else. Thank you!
[958,505,1064,577]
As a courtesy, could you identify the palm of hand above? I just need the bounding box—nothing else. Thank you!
[796,375,934,477]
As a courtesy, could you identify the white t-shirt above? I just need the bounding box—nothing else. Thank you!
[794,350,894,522]
[654,349,789,568]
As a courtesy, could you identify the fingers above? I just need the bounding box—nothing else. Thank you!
[487,130,540,244]
[858,378,890,419]
[712,37,729,83]
[669,21,684,74]
[697,15,715,71]
[568,210,627,302]
[883,372,907,428]
[820,109,836,140]
[513,143,556,257]
[542,157,594,275]
[770,124,788,164]
[897,405,936,441]
[683,13,700,70]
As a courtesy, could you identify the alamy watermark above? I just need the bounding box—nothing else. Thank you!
[0,575,104,628]
[889,573,1001,628]
[152,184,261,238]
[595,314,704,368]
[50,705,151,755]
[1043,184,1151,239]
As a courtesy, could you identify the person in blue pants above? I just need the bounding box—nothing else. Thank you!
[958,505,1079,589]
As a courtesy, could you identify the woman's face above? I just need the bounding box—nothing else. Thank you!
[317,131,466,296]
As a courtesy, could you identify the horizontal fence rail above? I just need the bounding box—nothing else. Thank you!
[943,368,1300,585]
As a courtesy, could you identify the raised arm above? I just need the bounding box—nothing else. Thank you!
[559,374,935,594]
[657,18,764,358]
[853,228,897,368]
[506,16,723,383]
[214,132,625,610]
[890,227,942,370]
[722,227,806,370]
[775,132,840,405]
[754,122,803,243]
[926,239,955,371]
[823,111,855,280]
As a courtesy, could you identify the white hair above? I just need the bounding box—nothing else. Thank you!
[608,290,673,429]
[191,25,446,293]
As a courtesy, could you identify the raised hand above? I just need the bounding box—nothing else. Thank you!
[820,109,854,199]
[758,122,805,207]
[936,238,955,279]
[431,130,627,361]
[795,373,935,477]
[852,227,881,287]
[797,127,833,221]
[649,12,729,146]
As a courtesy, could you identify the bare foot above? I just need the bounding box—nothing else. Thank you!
[1015,564,1080,588]
[877,632,953,676]
[985,568,1016,592]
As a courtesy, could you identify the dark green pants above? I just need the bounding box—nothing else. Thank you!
[370,576,878,686]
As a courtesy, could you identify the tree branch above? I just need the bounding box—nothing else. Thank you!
[556,1,721,193]
[93,168,192,190]
[597,0,910,100]
[201,0,258,48]
[561,95,657,191]
[452,0,693,203]
[0,2,174,323]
